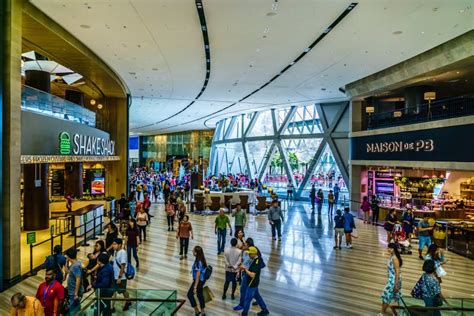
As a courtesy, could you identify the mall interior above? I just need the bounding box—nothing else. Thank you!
[1,0,473,315]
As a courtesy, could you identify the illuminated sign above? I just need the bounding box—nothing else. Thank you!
[351,124,474,162]
[59,132,115,156]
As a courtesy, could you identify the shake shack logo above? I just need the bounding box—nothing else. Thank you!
[59,132,71,155]
[58,132,115,156]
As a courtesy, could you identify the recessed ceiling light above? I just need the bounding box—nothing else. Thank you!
[80,24,90,29]
[90,99,96,105]
[459,9,464,13]
[392,30,403,35]
[97,103,103,110]
[456,71,460,74]
[421,31,425,34]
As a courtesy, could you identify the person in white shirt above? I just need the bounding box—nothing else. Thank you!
[222,238,242,300]
[112,238,131,312]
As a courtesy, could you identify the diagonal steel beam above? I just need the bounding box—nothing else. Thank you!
[295,139,327,198]
[258,142,276,181]
[275,141,297,190]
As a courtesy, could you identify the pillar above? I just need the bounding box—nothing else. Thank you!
[64,163,83,198]
[65,90,84,106]
[1,0,23,288]
[24,70,51,93]
[23,164,49,230]
[23,50,51,232]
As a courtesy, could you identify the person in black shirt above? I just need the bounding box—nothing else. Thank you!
[333,209,345,250]
[118,194,127,215]
[240,247,269,316]
[105,223,118,255]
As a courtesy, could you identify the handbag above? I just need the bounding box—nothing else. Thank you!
[436,265,447,278]
[411,276,424,299]
[202,286,214,303]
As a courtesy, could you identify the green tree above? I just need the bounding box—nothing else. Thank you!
[288,152,299,171]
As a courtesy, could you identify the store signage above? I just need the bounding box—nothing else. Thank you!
[366,139,434,153]
[351,123,474,162]
[59,132,115,156]
[26,232,36,245]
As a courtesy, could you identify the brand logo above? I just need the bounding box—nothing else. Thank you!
[59,132,71,155]
[58,132,115,156]
[366,139,434,153]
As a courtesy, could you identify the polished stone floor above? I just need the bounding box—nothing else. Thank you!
[1,201,473,315]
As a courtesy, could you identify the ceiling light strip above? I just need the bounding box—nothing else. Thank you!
[161,2,358,131]
[133,0,211,131]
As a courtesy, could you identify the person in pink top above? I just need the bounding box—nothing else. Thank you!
[361,196,371,223]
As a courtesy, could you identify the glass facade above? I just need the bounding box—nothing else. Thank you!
[140,130,213,172]
[209,103,350,200]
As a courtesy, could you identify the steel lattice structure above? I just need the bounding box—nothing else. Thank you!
[209,101,350,200]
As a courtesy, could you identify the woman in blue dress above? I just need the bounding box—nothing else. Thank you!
[379,243,403,316]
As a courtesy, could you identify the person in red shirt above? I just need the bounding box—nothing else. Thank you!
[36,269,65,316]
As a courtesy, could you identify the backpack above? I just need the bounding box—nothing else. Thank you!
[44,254,64,281]
[115,259,135,280]
[204,265,213,280]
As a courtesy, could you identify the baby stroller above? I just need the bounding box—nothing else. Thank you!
[392,224,412,255]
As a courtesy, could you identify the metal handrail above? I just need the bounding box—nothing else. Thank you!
[368,94,474,129]
[78,291,186,315]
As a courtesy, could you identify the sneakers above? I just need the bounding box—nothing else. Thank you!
[348,244,353,249]
[252,300,259,306]
[338,246,342,250]
[257,310,270,315]
[333,246,337,249]
[233,305,243,311]
[231,294,235,300]
[222,295,227,300]
[179,255,183,260]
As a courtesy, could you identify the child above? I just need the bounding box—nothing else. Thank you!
[343,208,356,248]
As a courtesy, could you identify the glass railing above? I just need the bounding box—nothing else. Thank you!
[367,94,474,130]
[22,85,96,126]
[393,296,474,315]
[77,289,184,315]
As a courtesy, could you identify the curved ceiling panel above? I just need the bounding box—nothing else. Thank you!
[31,0,474,134]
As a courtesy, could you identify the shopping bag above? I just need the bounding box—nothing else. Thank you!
[351,229,359,239]
[436,265,447,278]
[202,286,214,303]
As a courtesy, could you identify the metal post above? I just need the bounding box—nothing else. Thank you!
[74,227,78,251]
[98,215,105,236]
[60,233,63,249]
[92,211,98,240]
[83,222,89,247]
[29,244,36,276]
[50,235,54,255]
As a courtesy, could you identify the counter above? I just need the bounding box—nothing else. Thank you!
[51,204,104,236]
[378,206,465,220]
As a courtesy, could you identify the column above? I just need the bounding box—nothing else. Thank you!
[23,52,50,231]
[1,0,23,288]
[23,164,49,230]
[64,163,83,198]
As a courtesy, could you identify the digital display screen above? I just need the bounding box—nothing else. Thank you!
[91,177,105,195]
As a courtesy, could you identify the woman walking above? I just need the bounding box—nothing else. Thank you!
[187,246,208,316]
[360,196,371,223]
[384,209,397,243]
[126,218,140,268]
[136,206,149,243]
[378,243,402,316]
[177,215,193,260]
[420,259,447,316]
[166,199,176,231]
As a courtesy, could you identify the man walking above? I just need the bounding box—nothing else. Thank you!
[35,269,64,316]
[232,203,246,237]
[309,184,316,211]
[10,292,44,316]
[65,248,83,314]
[268,200,284,242]
[223,238,242,300]
[93,253,115,315]
[240,247,270,316]
[418,214,433,260]
[215,208,232,255]
[333,183,340,205]
[112,238,131,312]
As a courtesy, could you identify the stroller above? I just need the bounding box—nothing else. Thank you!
[392,224,412,255]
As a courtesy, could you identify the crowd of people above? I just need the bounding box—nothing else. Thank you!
[8,167,452,316]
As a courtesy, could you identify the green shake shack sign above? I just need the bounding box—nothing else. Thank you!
[59,132,115,156]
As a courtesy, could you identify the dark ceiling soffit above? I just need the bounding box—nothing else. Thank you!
[168,2,357,129]
[133,0,211,131]
[23,2,129,98]
[345,30,474,98]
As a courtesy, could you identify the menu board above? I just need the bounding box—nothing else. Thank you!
[84,169,106,195]
[51,170,65,196]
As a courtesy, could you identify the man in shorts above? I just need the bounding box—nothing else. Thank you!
[112,238,131,312]
[333,209,345,250]
[418,214,433,260]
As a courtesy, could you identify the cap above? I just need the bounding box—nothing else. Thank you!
[247,246,258,255]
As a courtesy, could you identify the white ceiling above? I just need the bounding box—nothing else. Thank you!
[31,0,473,134]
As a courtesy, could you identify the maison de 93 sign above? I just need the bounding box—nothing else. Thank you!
[350,124,474,162]
[59,132,115,156]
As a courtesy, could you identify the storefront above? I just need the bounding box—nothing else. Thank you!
[350,118,474,258]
